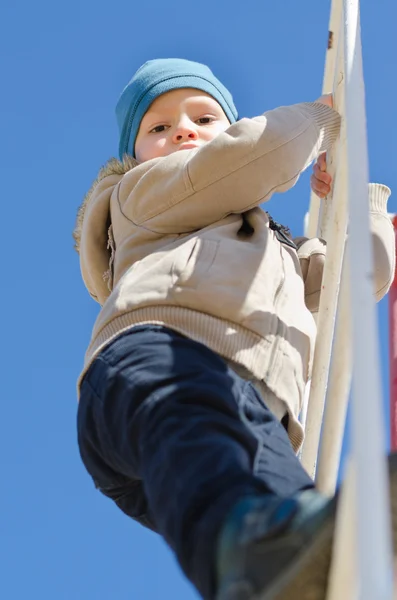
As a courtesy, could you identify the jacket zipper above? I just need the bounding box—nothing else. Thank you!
[267,214,297,250]
[274,228,297,250]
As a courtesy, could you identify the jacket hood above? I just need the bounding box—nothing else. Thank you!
[73,154,139,254]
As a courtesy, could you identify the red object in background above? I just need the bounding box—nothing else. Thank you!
[390,216,397,450]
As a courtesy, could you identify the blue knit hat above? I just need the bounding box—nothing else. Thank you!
[115,58,238,158]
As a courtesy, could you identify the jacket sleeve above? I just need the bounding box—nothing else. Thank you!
[117,102,341,234]
[296,184,395,313]
[369,184,395,301]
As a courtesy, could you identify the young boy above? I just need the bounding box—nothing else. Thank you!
[75,58,396,599]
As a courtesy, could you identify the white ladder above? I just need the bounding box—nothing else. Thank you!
[300,1,394,598]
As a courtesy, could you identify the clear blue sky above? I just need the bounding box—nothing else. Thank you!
[1,1,396,598]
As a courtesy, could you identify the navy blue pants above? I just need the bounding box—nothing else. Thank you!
[77,326,313,599]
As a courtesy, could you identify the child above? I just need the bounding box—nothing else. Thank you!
[75,58,396,599]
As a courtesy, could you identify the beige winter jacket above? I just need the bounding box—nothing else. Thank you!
[74,102,395,451]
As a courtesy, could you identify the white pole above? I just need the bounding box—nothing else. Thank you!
[326,460,358,600]
[300,18,348,477]
[343,1,393,597]
[316,257,352,496]
[300,177,348,478]
[306,0,343,238]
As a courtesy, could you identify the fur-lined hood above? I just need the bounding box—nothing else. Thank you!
[73,155,139,254]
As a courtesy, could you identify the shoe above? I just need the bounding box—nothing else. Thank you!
[215,454,397,600]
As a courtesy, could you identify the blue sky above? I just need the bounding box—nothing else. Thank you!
[1,1,396,598]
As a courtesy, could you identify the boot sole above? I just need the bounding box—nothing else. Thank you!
[257,453,397,600]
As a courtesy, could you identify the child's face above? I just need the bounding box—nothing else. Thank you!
[135,88,230,162]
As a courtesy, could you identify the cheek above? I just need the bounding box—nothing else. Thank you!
[202,122,230,142]
[136,137,168,161]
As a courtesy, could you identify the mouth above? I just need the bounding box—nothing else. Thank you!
[177,143,199,151]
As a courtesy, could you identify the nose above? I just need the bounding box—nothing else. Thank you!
[172,119,199,144]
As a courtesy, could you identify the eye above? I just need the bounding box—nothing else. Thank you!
[149,124,168,134]
[196,116,215,125]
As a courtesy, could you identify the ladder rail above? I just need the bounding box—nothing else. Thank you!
[300,16,348,476]
[315,255,351,496]
[343,1,393,595]
[302,1,394,596]
[389,215,397,451]
[306,0,343,239]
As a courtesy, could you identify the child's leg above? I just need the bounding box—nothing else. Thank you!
[77,325,313,599]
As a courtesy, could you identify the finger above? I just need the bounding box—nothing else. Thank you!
[313,183,331,199]
[311,175,331,198]
[313,163,332,185]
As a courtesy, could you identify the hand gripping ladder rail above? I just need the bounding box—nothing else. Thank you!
[300,1,394,598]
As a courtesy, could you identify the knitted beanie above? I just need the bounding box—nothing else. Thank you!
[115,58,238,158]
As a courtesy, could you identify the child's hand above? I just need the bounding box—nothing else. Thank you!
[315,94,333,108]
[310,152,332,198]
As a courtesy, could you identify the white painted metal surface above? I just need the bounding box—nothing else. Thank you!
[301,0,394,596]
[306,0,343,239]
[300,23,348,476]
[326,461,358,600]
[315,257,352,496]
[343,1,393,596]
